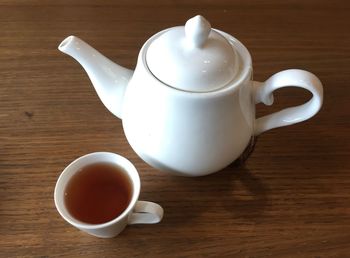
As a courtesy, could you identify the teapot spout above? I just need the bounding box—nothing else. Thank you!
[58,36,133,119]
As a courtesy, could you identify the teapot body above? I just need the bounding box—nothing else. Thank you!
[122,30,254,176]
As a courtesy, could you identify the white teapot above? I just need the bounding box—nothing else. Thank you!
[58,15,323,176]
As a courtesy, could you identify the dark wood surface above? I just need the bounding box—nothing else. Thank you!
[1,0,349,257]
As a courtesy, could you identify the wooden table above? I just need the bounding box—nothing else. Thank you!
[1,0,349,257]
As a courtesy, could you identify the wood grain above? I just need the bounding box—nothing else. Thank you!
[1,0,349,257]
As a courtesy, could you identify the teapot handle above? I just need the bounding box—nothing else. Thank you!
[253,69,323,135]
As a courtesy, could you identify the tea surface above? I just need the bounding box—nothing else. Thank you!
[64,162,132,224]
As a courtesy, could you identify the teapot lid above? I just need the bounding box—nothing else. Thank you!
[146,15,240,92]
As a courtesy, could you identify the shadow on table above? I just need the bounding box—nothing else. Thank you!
[156,161,269,227]
[222,164,269,220]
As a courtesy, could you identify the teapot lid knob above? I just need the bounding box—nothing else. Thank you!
[185,15,211,48]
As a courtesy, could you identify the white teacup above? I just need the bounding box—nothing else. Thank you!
[54,152,163,238]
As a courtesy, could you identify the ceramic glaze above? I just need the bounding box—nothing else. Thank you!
[58,15,323,176]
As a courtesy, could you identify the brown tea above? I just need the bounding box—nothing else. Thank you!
[64,162,132,224]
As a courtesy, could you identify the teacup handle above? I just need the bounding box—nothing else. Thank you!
[253,69,323,135]
[128,201,164,224]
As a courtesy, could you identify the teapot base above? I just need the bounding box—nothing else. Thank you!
[231,136,257,168]
[134,136,256,177]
